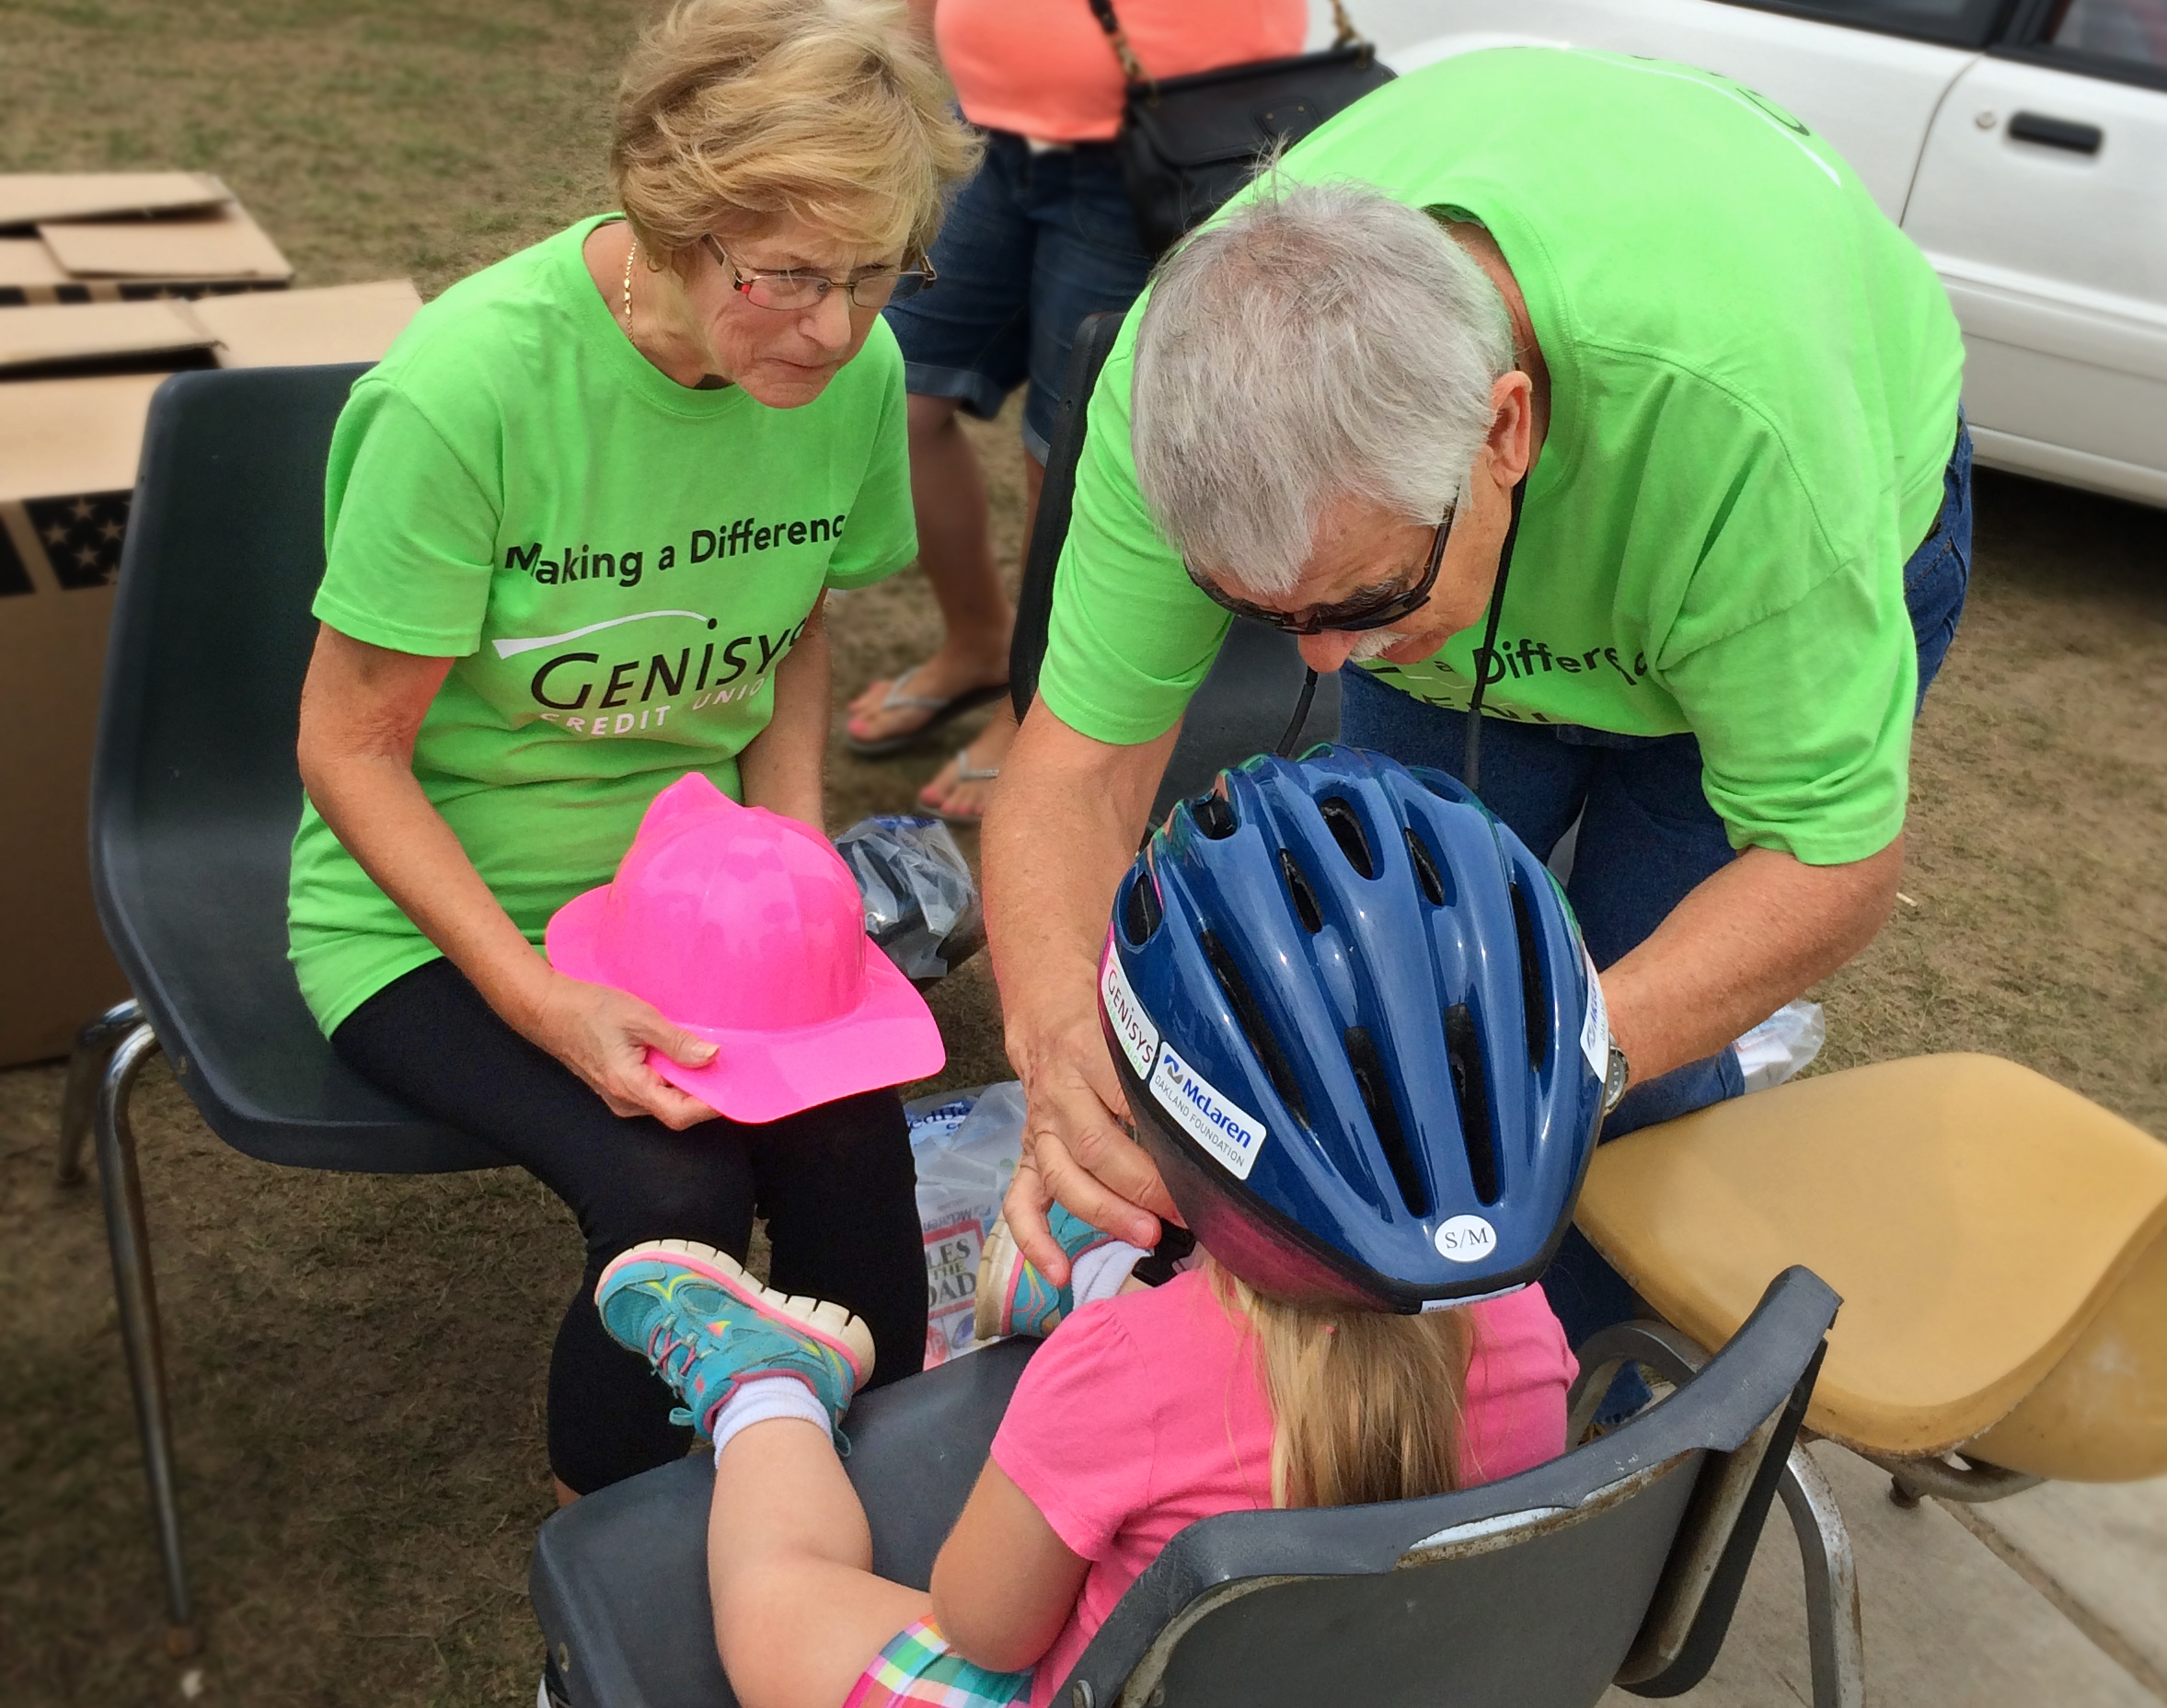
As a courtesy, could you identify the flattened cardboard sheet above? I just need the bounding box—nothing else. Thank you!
[195,279,421,367]
[0,238,71,291]
[0,170,228,228]
[0,299,218,375]
[39,202,292,283]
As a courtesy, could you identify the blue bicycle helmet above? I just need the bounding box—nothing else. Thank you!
[1099,745,1605,1312]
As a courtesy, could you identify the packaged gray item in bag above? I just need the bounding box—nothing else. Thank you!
[905,1080,1027,1368]
[837,815,986,984]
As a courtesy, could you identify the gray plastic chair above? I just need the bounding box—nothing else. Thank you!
[1008,310,1339,827]
[532,1267,1859,1708]
[57,365,509,1657]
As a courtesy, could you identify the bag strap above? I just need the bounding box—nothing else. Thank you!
[1087,0,1369,93]
[1085,0,1152,88]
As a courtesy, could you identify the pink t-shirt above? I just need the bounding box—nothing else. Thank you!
[989,1272,1577,1708]
[935,0,1310,144]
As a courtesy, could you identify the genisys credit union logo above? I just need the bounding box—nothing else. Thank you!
[490,610,809,737]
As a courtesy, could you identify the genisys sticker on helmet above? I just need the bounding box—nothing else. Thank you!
[1150,1044,1264,1182]
[1580,942,1609,1082]
[1100,935,1160,1080]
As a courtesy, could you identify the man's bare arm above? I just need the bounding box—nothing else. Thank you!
[981,699,1181,1278]
[1601,837,1904,1091]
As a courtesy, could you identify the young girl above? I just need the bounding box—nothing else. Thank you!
[597,749,1605,1708]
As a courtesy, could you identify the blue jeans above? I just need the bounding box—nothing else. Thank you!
[883,130,1154,462]
[1343,421,1973,1398]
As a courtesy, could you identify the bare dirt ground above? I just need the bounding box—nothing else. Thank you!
[2,3,2162,1704]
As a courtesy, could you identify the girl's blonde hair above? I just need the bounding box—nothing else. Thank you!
[1214,1262,1474,1509]
[612,0,982,271]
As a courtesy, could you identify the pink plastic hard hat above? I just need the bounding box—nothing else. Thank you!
[545,772,944,1124]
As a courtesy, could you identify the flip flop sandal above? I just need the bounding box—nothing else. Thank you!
[843,664,1009,758]
[923,748,1001,827]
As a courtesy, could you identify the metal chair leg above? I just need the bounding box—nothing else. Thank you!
[1863,1451,2043,1509]
[56,998,144,1187]
[1564,1319,1710,1444]
[1779,1442,1863,1708]
[92,1021,200,1658]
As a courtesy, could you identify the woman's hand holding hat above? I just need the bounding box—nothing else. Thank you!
[521,972,722,1131]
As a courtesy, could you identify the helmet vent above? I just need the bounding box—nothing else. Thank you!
[1200,930,1308,1126]
[1277,850,1324,933]
[1404,829,1450,906]
[1444,1005,1502,1205]
[1317,797,1376,878]
[1122,869,1163,946]
[1343,1026,1430,1218]
[1508,881,1550,1068]
[1190,792,1239,839]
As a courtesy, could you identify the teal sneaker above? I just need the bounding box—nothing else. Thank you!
[973,1205,1124,1342]
[594,1240,873,1443]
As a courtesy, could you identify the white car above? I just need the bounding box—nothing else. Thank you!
[1350,0,2167,508]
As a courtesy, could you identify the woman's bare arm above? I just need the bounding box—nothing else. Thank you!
[928,1460,1090,1674]
[295,623,719,1127]
[735,592,830,831]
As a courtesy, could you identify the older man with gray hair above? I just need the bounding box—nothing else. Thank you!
[981,48,1969,1359]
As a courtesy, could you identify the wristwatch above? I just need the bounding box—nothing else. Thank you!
[1602,1043,1631,1116]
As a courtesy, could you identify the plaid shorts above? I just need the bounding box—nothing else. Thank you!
[841,1618,1032,1708]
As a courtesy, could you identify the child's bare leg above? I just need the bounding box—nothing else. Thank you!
[709,1414,931,1708]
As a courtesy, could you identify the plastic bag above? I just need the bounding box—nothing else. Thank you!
[905,1080,1028,1368]
[1733,999,1827,1094]
[836,815,986,984]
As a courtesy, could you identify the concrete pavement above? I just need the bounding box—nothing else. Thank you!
[1601,1450,2167,1707]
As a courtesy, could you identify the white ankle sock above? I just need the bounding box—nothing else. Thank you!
[1070,1240,1149,1309]
[708,1375,832,1465]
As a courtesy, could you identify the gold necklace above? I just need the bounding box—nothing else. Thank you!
[621,237,636,336]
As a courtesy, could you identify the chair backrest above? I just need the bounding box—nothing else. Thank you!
[90,364,501,1171]
[1050,1266,1838,1708]
[1007,311,1338,829]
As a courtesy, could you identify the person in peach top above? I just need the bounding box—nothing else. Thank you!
[844,0,1308,822]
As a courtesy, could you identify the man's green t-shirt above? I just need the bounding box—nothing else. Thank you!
[1043,49,1964,866]
[288,216,916,1034]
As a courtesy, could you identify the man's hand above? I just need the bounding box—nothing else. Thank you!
[519,973,721,1130]
[1002,1010,1176,1284]
[983,703,1184,1284]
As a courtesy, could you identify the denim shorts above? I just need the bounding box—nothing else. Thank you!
[883,129,1154,463]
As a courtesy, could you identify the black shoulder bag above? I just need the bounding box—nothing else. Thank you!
[1085,0,1395,259]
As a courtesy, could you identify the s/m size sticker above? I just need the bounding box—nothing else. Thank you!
[1435,1214,1498,1264]
[1100,935,1160,1080]
[1150,1044,1264,1181]
[1580,942,1609,1081]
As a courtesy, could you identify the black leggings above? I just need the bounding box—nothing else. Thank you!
[333,958,928,1494]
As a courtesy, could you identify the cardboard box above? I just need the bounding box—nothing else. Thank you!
[0,171,293,306]
[2,279,420,1066]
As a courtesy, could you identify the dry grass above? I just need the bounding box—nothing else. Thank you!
[2,2,2162,1704]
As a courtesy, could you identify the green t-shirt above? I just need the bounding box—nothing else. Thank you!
[288,215,916,1033]
[1043,49,1964,866]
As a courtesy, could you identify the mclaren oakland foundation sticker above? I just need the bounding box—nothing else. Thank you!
[1150,1044,1264,1181]
[1435,1214,1498,1264]
[1580,942,1609,1081]
[1100,937,1160,1080]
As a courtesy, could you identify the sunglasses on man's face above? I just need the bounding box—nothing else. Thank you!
[1185,507,1455,636]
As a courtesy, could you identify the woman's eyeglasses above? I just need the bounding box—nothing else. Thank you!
[701,235,935,313]
[1185,507,1455,636]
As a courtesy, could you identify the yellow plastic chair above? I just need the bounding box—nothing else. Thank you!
[1576,1053,2167,1500]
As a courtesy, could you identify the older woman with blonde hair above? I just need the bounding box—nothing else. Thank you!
[288,0,980,1501]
